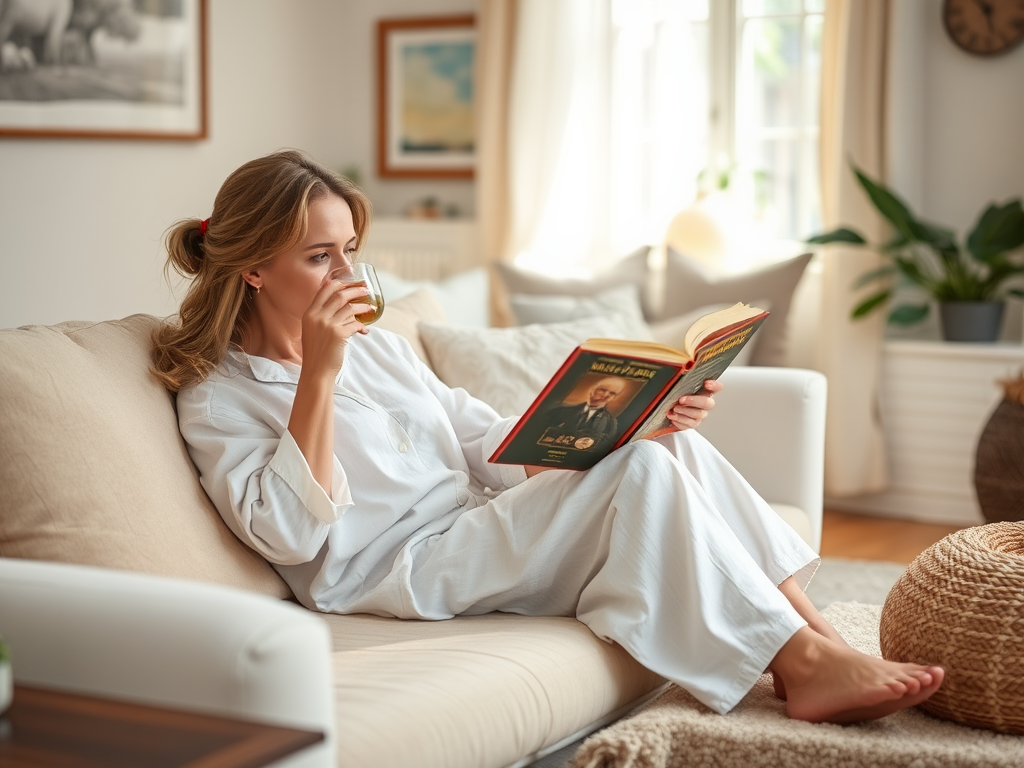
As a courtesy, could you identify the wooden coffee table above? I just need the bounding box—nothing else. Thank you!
[0,685,324,768]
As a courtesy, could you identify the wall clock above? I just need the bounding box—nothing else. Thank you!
[942,0,1024,56]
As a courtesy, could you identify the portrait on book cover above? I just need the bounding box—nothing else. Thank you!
[537,373,648,453]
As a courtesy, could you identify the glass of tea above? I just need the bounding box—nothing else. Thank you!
[329,262,385,326]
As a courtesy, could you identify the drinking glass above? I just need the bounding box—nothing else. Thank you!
[329,262,385,326]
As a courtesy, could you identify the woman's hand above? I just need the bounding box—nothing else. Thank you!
[665,379,723,432]
[300,277,372,378]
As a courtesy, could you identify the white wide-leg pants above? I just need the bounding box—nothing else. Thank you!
[383,430,818,714]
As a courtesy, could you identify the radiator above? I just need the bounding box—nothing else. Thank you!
[359,218,481,281]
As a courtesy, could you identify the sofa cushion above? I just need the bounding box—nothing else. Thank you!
[0,314,290,597]
[322,611,666,768]
[418,314,638,418]
[660,248,812,366]
[508,284,653,341]
[495,246,655,319]
[374,287,448,363]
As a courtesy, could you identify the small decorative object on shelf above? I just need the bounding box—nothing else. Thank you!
[0,633,11,716]
[805,164,1024,342]
[974,370,1024,523]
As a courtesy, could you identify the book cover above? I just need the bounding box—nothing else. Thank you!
[489,306,767,471]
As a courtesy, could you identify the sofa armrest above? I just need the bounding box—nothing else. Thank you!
[0,557,334,768]
[698,366,827,552]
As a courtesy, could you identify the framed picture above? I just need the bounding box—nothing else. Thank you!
[0,0,207,140]
[377,15,475,179]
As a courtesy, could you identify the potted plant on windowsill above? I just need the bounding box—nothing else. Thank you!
[806,165,1024,342]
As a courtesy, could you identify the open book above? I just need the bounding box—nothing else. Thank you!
[488,302,769,471]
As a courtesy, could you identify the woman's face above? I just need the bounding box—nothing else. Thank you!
[247,193,358,323]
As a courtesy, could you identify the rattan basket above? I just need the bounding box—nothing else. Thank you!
[879,522,1024,734]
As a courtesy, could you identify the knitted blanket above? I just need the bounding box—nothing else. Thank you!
[571,603,1024,768]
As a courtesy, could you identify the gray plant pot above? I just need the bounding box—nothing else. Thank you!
[938,301,1005,342]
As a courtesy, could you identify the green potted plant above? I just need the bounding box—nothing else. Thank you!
[806,165,1024,342]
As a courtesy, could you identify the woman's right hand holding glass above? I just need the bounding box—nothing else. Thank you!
[300,276,372,377]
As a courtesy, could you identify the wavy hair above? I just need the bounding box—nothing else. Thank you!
[151,150,372,392]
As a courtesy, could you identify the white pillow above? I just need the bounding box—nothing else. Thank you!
[376,267,489,328]
[509,285,653,341]
[648,301,771,368]
[418,315,636,417]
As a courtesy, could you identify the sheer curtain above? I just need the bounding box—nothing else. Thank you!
[816,0,891,496]
[475,0,518,325]
[477,0,710,279]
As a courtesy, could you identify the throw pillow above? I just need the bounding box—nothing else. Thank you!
[376,267,489,328]
[0,315,291,598]
[661,248,812,367]
[374,287,448,364]
[508,284,653,342]
[494,246,655,320]
[418,315,637,417]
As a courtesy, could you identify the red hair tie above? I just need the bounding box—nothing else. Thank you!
[200,218,209,236]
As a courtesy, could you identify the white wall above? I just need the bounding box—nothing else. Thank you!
[2,0,1021,330]
[0,0,474,329]
[886,0,1024,342]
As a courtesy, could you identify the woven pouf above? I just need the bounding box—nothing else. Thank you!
[880,522,1024,734]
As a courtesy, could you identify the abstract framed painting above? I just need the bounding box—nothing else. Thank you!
[0,0,207,140]
[376,15,475,179]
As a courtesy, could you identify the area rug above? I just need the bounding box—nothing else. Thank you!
[569,602,1024,768]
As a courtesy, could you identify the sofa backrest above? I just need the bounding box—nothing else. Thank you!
[0,314,291,597]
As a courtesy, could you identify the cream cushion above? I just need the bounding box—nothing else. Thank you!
[374,287,448,364]
[417,314,638,418]
[0,314,291,597]
[507,284,653,341]
[323,611,665,768]
[661,248,812,366]
[495,247,655,319]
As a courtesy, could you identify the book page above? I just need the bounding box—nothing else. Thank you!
[682,302,767,358]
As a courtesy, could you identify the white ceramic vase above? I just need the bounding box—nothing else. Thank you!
[0,660,11,715]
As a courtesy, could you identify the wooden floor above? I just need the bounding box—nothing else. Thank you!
[819,509,967,565]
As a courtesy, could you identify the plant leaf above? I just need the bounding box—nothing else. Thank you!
[852,163,959,259]
[1007,288,1024,298]
[852,165,920,242]
[851,289,891,319]
[966,199,1024,261]
[852,265,896,289]
[806,227,867,245]
[889,304,930,325]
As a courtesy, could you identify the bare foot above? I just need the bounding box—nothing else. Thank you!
[773,627,944,724]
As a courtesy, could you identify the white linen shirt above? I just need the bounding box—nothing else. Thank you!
[176,328,528,612]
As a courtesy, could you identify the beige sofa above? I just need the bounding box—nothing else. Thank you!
[0,298,827,768]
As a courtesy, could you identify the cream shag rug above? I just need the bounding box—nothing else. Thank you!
[570,603,1024,768]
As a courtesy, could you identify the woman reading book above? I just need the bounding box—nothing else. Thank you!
[152,150,943,725]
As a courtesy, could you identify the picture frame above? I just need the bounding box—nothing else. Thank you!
[376,15,475,179]
[0,0,207,140]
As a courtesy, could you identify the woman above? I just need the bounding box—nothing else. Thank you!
[153,150,942,724]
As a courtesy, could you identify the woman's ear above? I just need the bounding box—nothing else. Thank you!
[242,269,262,292]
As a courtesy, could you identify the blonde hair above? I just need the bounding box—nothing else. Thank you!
[151,149,371,392]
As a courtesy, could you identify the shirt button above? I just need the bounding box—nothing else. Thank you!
[398,443,409,454]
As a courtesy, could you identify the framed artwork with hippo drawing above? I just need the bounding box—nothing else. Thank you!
[0,0,207,140]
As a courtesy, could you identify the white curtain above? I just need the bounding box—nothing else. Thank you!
[505,0,614,276]
[482,1,710,279]
[816,0,892,496]
[475,0,518,325]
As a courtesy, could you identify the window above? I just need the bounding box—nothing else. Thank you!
[610,0,826,258]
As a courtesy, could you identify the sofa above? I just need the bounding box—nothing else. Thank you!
[0,291,827,768]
